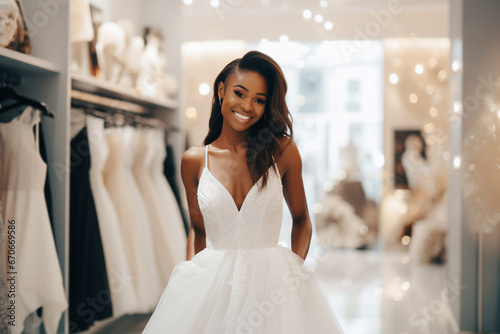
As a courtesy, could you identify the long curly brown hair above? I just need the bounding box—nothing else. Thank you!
[203,51,293,188]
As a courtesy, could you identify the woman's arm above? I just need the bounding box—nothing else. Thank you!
[186,228,195,261]
[181,148,206,257]
[280,139,312,260]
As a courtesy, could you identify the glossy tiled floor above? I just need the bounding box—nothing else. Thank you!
[311,249,456,334]
[90,249,455,334]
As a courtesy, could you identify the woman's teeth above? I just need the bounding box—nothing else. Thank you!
[233,111,251,120]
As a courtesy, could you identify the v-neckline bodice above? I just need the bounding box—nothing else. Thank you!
[201,166,269,213]
[202,145,280,213]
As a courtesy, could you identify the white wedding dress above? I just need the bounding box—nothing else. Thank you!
[103,128,160,312]
[0,107,67,334]
[142,146,343,334]
[150,129,186,264]
[132,129,178,285]
[87,116,139,315]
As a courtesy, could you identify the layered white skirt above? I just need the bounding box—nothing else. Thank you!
[142,245,343,334]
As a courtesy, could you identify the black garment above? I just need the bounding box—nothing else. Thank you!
[69,127,113,333]
[163,142,189,235]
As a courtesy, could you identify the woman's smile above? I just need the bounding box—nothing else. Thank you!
[232,110,253,122]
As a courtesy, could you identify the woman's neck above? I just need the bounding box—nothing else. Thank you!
[214,121,249,153]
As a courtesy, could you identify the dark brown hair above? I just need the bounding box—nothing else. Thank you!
[203,50,293,188]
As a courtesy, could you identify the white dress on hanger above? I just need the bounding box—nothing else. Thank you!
[86,116,139,315]
[102,127,161,312]
[142,146,343,333]
[122,126,162,308]
[132,129,177,285]
[149,129,186,264]
[0,106,67,334]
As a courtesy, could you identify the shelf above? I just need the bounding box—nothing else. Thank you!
[71,73,177,112]
[0,47,59,74]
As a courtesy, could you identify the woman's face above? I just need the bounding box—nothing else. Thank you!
[218,70,267,132]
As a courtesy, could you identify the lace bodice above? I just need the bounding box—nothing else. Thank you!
[197,145,283,250]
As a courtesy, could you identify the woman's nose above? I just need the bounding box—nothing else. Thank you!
[241,97,253,111]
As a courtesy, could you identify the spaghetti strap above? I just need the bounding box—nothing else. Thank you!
[205,145,209,170]
[272,155,280,178]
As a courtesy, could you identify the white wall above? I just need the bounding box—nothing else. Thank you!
[449,0,500,332]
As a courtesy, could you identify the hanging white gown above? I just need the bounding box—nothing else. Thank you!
[102,127,161,312]
[86,116,139,315]
[122,126,162,308]
[0,106,67,334]
[142,146,343,334]
[150,129,186,264]
[132,129,177,285]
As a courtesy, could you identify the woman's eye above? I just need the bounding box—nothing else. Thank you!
[234,91,244,98]
[255,99,265,105]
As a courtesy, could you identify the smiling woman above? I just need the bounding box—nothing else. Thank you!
[141,51,344,334]
[206,51,292,188]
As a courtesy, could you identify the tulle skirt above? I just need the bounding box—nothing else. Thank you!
[142,245,343,334]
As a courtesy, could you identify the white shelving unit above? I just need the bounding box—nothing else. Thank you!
[2,1,183,333]
[0,47,59,74]
[71,73,177,112]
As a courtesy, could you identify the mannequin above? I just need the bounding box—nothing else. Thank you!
[315,138,378,249]
[402,135,430,193]
[401,133,448,263]
[137,32,166,98]
[0,0,19,47]
[339,137,360,180]
[115,19,145,90]
[96,21,126,82]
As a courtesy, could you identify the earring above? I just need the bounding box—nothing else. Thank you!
[219,97,222,106]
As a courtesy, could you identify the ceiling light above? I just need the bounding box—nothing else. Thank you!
[415,64,424,74]
[185,107,198,120]
[198,83,210,96]
[409,93,418,104]
[389,73,398,84]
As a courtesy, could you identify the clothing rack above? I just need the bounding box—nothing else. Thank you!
[71,90,146,114]
[0,86,55,120]
[71,93,180,132]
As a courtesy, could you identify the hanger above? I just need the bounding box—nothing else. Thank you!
[0,87,55,118]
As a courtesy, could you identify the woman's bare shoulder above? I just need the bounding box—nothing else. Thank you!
[277,136,299,158]
[181,146,205,179]
[276,136,301,172]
